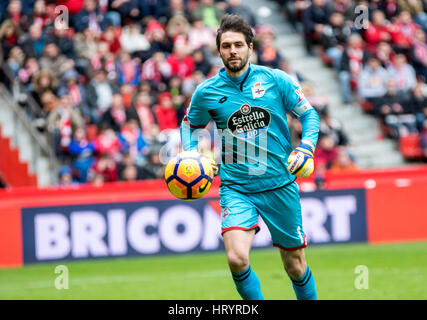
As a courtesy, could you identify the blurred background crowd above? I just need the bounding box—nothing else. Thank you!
[0,0,426,188]
[282,0,427,171]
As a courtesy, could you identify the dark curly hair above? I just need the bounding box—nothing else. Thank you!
[216,14,254,50]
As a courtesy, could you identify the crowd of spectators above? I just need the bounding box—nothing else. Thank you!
[280,0,427,162]
[0,0,390,189]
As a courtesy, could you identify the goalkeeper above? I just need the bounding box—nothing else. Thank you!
[180,14,319,300]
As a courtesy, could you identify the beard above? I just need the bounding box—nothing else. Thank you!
[222,54,250,73]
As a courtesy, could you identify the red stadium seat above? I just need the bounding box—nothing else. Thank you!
[359,99,374,112]
[399,133,425,160]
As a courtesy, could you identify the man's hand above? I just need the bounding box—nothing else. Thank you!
[287,142,315,178]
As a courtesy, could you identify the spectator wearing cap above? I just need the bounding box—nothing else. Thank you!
[154,92,178,131]
[144,20,173,54]
[58,165,77,186]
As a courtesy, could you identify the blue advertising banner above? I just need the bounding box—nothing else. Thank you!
[22,189,366,264]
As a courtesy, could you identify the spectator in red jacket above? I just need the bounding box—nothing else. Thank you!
[314,135,339,168]
[154,92,178,131]
[390,10,420,53]
[167,43,195,80]
[95,127,121,159]
[364,10,392,53]
[89,153,118,183]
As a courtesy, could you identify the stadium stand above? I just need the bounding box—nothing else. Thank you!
[277,0,427,164]
[0,0,425,189]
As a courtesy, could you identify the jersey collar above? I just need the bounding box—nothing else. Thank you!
[219,63,252,92]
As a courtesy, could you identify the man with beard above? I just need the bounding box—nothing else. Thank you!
[180,14,319,300]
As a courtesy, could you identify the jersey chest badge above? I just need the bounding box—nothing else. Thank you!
[251,82,265,99]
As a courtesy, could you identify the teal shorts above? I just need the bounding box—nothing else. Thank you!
[219,182,307,251]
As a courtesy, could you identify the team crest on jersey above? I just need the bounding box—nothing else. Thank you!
[251,82,265,99]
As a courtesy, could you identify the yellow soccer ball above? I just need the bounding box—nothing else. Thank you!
[164,151,214,201]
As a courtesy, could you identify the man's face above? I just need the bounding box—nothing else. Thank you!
[219,31,252,73]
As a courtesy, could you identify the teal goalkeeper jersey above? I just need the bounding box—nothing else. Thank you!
[180,63,320,193]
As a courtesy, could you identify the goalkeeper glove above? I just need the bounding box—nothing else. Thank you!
[287,141,315,178]
[209,159,219,176]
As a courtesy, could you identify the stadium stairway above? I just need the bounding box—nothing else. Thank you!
[245,0,406,168]
[0,84,57,187]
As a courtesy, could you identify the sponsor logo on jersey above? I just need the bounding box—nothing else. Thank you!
[227,104,271,138]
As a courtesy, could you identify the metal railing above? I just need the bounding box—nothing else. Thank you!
[0,61,59,186]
